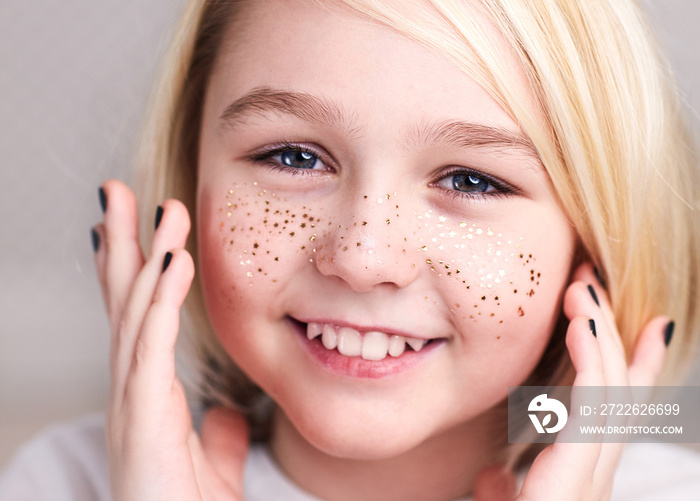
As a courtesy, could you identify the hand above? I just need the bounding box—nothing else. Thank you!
[474,263,672,501]
[93,180,249,501]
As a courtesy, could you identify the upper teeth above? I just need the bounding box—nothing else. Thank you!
[306,323,428,361]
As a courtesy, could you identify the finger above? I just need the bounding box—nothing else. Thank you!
[628,316,672,387]
[518,317,603,500]
[473,464,516,501]
[564,279,627,386]
[198,407,250,496]
[571,263,620,350]
[122,249,194,411]
[112,200,191,402]
[100,180,144,330]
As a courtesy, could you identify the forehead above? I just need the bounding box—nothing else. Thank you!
[209,0,536,146]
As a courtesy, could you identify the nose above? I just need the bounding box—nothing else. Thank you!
[314,193,421,293]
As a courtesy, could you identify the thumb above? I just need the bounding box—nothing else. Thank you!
[473,464,517,501]
[200,406,250,488]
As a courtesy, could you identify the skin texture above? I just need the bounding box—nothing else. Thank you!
[198,0,574,475]
[94,1,671,500]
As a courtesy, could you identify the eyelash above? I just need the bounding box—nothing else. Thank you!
[432,166,519,201]
[248,142,331,176]
[248,142,519,200]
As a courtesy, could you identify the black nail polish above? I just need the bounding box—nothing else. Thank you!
[664,321,675,347]
[91,228,100,252]
[588,284,600,306]
[155,205,164,230]
[593,266,607,290]
[98,187,107,213]
[589,319,597,337]
[162,252,173,273]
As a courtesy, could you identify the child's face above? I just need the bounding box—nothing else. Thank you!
[197,0,576,458]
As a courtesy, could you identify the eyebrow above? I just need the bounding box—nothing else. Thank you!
[406,120,540,163]
[219,86,539,162]
[219,86,361,138]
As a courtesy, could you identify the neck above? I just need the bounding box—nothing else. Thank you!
[269,409,506,501]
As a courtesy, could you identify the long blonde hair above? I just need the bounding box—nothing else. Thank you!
[137,0,700,439]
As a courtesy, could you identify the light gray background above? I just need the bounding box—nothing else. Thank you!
[1,1,699,467]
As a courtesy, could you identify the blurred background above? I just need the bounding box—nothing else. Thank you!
[1,0,700,468]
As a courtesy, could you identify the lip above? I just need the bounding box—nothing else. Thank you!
[287,317,445,379]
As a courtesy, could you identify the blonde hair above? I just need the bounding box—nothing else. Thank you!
[137,0,700,440]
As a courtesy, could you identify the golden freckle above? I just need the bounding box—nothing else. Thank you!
[499,321,503,324]
[272,279,277,283]
[338,224,342,228]
[456,304,460,308]
[343,246,348,251]
[249,226,253,231]
[490,313,495,317]
[412,263,416,268]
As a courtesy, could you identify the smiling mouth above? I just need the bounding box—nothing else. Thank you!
[302,321,438,362]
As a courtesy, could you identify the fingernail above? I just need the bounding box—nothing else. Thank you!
[587,284,600,306]
[155,205,164,230]
[91,228,100,252]
[589,318,597,337]
[98,187,107,213]
[664,321,675,347]
[593,266,607,290]
[162,252,173,273]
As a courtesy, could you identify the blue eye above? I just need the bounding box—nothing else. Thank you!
[250,143,328,173]
[279,149,320,170]
[451,173,492,193]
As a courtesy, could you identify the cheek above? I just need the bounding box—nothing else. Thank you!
[410,210,572,357]
[197,183,329,328]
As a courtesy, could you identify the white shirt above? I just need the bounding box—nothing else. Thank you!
[2,414,700,500]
